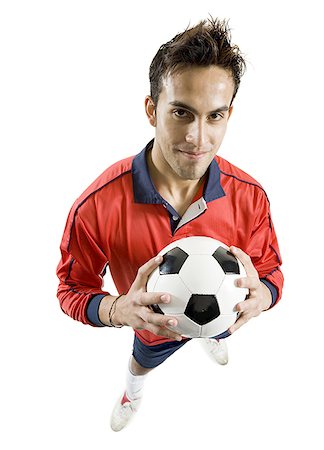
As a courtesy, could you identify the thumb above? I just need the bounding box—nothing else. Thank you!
[133,254,163,288]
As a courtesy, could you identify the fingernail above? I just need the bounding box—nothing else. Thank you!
[161,294,170,303]
[235,279,240,287]
[155,255,162,263]
[176,336,182,341]
[168,319,176,326]
[231,246,238,253]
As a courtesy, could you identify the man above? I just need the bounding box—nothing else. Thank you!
[56,17,283,432]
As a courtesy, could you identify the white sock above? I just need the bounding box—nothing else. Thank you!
[125,357,147,401]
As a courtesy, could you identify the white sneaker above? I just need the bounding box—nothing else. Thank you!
[200,338,229,365]
[110,392,142,432]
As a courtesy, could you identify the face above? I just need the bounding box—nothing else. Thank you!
[146,65,235,181]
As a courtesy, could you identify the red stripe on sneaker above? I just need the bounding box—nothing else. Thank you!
[121,392,131,405]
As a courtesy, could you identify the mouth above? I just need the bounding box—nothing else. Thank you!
[178,149,208,160]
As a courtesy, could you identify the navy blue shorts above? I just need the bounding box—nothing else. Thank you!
[132,329,230,369]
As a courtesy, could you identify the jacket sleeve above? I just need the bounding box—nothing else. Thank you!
[246,188,284,308]
[56,200,109,326]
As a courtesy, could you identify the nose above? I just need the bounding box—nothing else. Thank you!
[185,119,208,149]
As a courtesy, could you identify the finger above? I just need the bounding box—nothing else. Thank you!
[133,255,163,288]
[144,322,183,342]
[234,297,256,313]
[230,246,258,278]
[140,307,178,329]
[136,291,171,307]
[228,312,250,334]
[235,276,260,291]
[137,307,182,341]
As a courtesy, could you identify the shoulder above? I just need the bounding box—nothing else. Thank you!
[78,155,134,205]
[216,154,263,188]
[69,154,135,222]
[62,155,135,251]
[216,154,269,204]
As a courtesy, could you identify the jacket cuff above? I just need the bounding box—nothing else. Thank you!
[86,294,107,327]
[260,278,278,308]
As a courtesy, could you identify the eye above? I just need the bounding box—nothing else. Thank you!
[173,108,190,118]
[209,112,223,121]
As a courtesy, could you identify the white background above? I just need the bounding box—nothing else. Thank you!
[1,0,323,448]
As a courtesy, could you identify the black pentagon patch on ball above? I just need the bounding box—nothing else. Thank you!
[150,304,164,315]
[159,247,189,275]
[213,246,240,274]
[185,294,220,325]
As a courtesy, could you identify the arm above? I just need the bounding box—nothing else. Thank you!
[56,202,183,340]
[56,205,110,325]
[228,189,284,333]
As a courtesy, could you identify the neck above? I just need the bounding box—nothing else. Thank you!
[147,146,204,200]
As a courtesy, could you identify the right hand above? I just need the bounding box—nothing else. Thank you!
[114,255,183,341]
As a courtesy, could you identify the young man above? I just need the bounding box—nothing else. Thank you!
[56,17,283,432]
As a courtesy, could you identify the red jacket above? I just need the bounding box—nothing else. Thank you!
[56,139,283,345]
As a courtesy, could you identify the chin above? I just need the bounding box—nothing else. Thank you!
[177,168,207,181]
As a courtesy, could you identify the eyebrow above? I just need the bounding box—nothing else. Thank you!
[169,101,229,115]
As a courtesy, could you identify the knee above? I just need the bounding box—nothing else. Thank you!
[130,356,154,376]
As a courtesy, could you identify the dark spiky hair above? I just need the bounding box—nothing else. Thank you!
[149,16,246,106]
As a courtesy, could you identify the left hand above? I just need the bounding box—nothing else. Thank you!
[228,246,272,334]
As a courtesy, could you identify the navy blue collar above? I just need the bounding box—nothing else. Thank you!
[132,138,225,204]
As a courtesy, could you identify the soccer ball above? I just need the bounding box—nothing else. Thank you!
[147,236,248,338]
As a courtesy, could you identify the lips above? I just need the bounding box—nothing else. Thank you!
[178,150,207,159]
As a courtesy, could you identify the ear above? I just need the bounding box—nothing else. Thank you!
[228,104,234,120]
[144,96,156,127]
